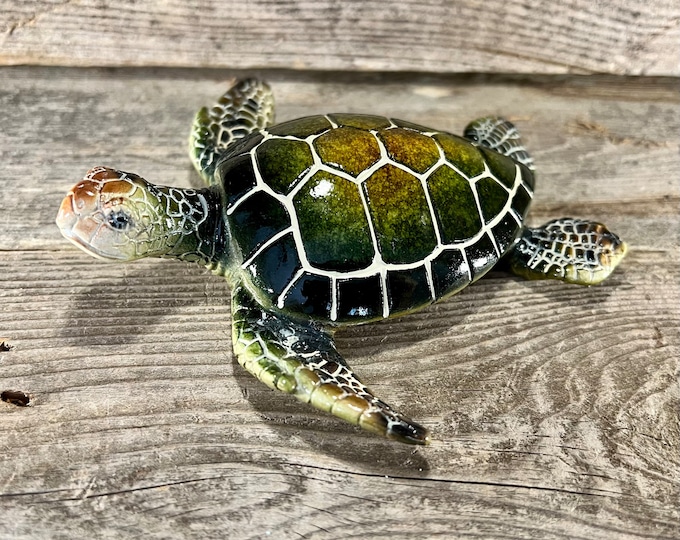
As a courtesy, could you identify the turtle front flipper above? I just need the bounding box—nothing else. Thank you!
[509,218,627,285]
[464,116,534,170]
[190,78,275,184]
[231,285,430,445]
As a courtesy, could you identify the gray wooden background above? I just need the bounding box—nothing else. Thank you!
[1,2,678,539]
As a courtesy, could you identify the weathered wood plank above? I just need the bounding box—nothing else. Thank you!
[1,0,679,75]
[1,253,677,538]
[0,68,678,251]
[0,68,679,538]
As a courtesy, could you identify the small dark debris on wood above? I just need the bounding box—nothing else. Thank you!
[1,390,32,407]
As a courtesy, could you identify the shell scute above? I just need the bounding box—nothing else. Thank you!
[378,127,440,174]
[216,153,257,208]
[479,146,524,190]
[336,274,383,322]
[364,164,437,264]
[255,138,314,195]
[476,176,511,225]
[247,232,301,297]
[512,182,532,217]
[328,114,391,130]
[314,126,381,177]
[224,132,264,158]
[492,214,521,251]
[464,233,499,278]
[434,132,486,178]
[281,272,332,317]
[386,266,432,313]
[293,171,374,271]
[230,190,290,260]
[430,249,469,299]
[427,165,481,242]
[267,115,332,138]
[391,118,434,132]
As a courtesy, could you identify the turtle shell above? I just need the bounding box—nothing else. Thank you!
[216,114,534,324]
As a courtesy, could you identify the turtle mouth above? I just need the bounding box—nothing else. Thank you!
[56,196,82,235]
[56,189,128,261]
[61,228,128,261]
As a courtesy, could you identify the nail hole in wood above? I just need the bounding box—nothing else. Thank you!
[1,390,31,407]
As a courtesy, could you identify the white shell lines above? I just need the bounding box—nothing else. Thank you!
[222,116,534,320]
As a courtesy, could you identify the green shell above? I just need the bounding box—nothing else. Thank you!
[216,114,535,323]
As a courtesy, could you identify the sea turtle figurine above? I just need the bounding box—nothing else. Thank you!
[56,79,626,445]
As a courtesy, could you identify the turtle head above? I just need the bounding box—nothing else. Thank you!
[57,166,222,263]
[57,167,173,260]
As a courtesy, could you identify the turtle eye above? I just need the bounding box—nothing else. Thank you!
[106,209,134,230]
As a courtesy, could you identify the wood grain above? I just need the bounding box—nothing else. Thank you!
[1,68,679,539]
[2,0,679,76]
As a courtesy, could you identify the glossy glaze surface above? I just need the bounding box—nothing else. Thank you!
[218,114,535,323]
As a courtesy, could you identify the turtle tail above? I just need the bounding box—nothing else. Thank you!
[190,78,275,185]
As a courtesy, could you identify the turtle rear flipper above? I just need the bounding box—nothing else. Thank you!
[190,78,275,184]
[509,218,627,285]
[232,285,430,445]
[464,116,534,170]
